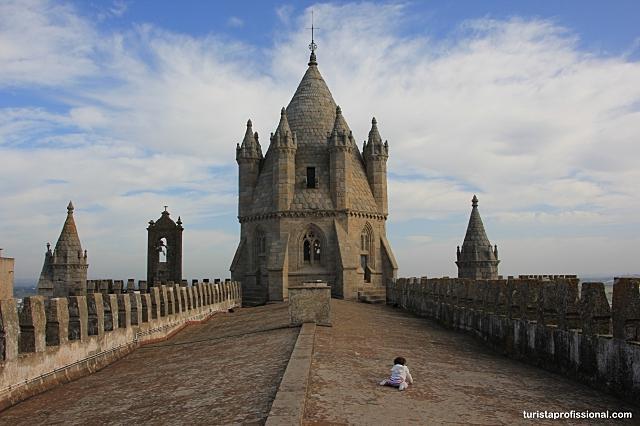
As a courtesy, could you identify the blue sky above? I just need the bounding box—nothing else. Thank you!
[1,0,639,280]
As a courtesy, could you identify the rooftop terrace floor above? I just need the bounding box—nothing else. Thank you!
[302,300,636,425]
[0,300,636,425]
[0,303,297,425]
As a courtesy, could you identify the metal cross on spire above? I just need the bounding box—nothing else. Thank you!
[307,10,318,65]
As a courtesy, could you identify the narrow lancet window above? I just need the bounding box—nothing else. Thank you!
[306,167,316,188]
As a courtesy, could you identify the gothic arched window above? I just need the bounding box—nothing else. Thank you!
[302,230,321,265]
[158,237,168,263]
[360,224,373,282]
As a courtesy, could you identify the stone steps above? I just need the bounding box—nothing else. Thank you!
[357,287,386,304]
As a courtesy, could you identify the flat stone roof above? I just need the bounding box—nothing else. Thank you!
[0,300,635,425]
[0,304,297,425]
[303,300,635,424]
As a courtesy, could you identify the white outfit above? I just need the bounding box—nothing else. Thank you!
[380,364,414,391]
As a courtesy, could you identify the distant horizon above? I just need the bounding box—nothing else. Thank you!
[12,273,640,287]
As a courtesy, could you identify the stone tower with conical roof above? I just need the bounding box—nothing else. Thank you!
[456,195,500,279]
[231,48,397,305]
[37,201,89,297]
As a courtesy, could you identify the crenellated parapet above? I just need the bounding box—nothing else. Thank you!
[387,276,640,404]
[0,280,242,410]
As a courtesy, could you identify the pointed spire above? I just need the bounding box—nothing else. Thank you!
[364,116,388,158]
[332,106,349,135]
[368,117,382,144]
[455,194,499,279]
[242,119,254,146]
[272,107,296,148]
[55,201,83,261]
[276,107,291,136]
[463,195,490,245]
[237,118,262,160]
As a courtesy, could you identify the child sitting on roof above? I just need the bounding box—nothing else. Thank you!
[379,356,414,391]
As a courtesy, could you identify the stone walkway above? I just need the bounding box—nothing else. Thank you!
[0,303,298,425]
[1,300,636,425]
[303,300,636,425]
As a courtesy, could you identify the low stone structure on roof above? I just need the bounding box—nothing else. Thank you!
[288,281,331,326]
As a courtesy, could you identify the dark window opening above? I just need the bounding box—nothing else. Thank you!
[304,240,311,262]
[313,240,321,262]
[361,255,371,283]
[303,230,321,265]
[306,167,316,188]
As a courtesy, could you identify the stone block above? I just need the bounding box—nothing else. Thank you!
[86,293,105,337]
[67,296,88,342]
[612,278,640,341]
[580,282,611,335]
[130,293,142,326]
[107,294,119,330]
[150,287,160,319]
[117,294,131,329]
[18,296,47,353]
[0,298,19,360]
[288,282,331,326]
[102,293,114,331]
[140,293,152,323]
[45,298,69,346]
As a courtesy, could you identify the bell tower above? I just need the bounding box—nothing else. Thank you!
[147,207,183,286]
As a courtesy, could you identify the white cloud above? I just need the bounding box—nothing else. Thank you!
[1,1,639,280]
[0,0,97,87]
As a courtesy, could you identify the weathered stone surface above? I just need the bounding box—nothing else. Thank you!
[580,282,611,335]
[289,282,331,326]
[303,300,635,424]
[45,298,68,346]
[18,296,46,353]
[232,53,397,305]
[36,202,88,298]
[147,209,182,286]
[456,196,499,280]
[612,277,640,340]
[0,304,294,425]
[0,298,19,360]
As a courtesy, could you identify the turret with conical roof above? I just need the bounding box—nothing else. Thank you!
[37,201,89,297]
[328,106,355,210]
[231,42,397,305]
[363,117,390,215]
[456,195,500,279]
[236,119,262,218]
[271,107,297,211]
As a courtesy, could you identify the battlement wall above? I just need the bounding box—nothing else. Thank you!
[56,277,233,296]
[386,276,640,404]
[0,280,242,410]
